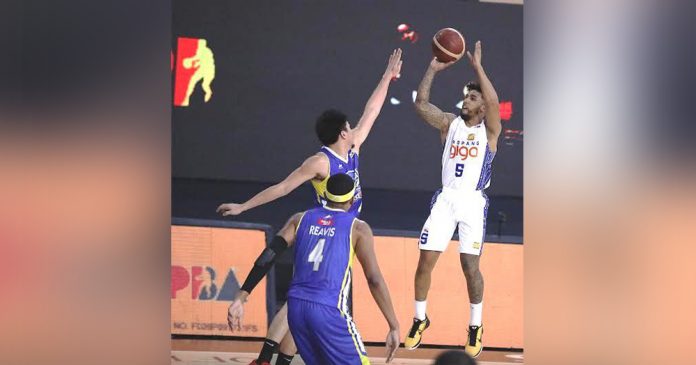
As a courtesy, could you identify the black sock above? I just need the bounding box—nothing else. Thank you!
[275,353,294,365]
[257,339,279,363]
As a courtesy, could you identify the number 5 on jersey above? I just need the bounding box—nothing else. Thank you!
[308,238,326,271]
[455,163,464,177]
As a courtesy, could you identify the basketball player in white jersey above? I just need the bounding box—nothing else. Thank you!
[404,41,501,358]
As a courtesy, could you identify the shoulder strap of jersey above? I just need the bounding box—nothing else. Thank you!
[319,146,331,159]
[295,211,308,235]
[349,217,360,248]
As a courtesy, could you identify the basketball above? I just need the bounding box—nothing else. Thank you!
[431,28,466,62]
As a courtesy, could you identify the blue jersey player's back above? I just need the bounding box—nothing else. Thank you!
[288,205,357,313]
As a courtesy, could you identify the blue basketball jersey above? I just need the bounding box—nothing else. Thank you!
[288,206,357,312]
[310,146,363,216]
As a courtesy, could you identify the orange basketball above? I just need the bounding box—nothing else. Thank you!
[431,28,466,63]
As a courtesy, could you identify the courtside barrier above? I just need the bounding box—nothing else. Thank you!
[171,219,522,348]
[171,218,274,338]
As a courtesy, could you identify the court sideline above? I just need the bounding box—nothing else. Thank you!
[172,339,524,364]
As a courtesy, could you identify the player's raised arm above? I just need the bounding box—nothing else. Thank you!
[353,220,400,363]
[227,212,303,330]
[217,154,328,216]
[467,41,501,149]
[352,48,403,152]
[415,58,458,143]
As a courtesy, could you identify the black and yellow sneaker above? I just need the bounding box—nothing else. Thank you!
[404,316,430,350]
[464,325,483,358]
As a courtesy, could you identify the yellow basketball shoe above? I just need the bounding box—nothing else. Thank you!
[404,315,430,350]
[464,325,483,358]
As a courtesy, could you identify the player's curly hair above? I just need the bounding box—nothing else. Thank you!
[315,109,348,146]
[463,81,482,96]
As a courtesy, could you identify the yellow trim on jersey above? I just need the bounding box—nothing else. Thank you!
[336,218,368,363]
[337,219,356,312]
[294,212,307,235]
[311,174,329,205]
[345,315,369,364]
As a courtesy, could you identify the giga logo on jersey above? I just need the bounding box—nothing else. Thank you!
[449,139,480,161]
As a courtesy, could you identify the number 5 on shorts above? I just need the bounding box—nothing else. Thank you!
[308,238,325,271]
[455,163,464,177]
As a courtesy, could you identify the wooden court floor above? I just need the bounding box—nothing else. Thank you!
[172,339,523,365]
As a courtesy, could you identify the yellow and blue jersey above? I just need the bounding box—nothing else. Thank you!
[288,206,357,310]
[287,205,370,365]
[311,146,362,216]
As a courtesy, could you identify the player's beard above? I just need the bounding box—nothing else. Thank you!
[461,109,472,121]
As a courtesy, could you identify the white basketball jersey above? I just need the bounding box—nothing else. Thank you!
[441,116,496,191]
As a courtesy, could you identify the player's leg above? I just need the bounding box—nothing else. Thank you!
[252,303,291,365]
[457,222,485,305]
[414,250,441,310]
[456,193,488,358]
[460,251,484,321]
[404,249,440,350]
[310,303,369,365]
[459,252,484,358]
[275,332,296,365]
[415,189,453,304]
[287,298,322,365]
[268,302,290,342]
[405,191,456,350]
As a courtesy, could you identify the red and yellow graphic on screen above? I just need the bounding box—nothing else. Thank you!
[173,37,216,107]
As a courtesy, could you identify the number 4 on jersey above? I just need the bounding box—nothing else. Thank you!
[308,238,326,271]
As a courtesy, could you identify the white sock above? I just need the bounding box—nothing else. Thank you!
[470,302,483,326]
[415,300,427,320]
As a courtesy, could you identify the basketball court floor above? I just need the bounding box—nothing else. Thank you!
[172,339,523,365]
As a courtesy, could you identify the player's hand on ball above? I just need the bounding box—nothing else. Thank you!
[385,329,400,363]
[466,40,482,69]
[217,203,245,216]
[429,57,456,72]
[227,299,244,331]
[383,48,403,80]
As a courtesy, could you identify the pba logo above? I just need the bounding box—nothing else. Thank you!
[173,37,216,107]
[171,265,240,301]
[318,215,334,226]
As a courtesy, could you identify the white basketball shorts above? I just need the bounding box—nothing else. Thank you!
[418,187,489,255]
